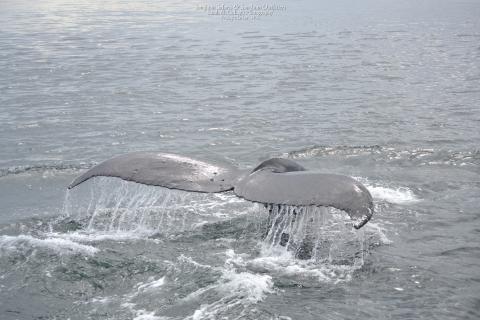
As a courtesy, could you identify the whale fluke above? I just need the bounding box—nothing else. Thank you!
[67,152,243,193]
[68,152,374,228]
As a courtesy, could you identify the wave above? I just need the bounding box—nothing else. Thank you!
[285,145,480,167]
[0,162,96,178]
[0,234,98,256]
[286,145,385,158]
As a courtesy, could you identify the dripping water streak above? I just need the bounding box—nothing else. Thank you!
[263,204,367,264]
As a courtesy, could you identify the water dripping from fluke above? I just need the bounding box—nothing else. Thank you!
[57,177,256,238]
[262,204,366,266]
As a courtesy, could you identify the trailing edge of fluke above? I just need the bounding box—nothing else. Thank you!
[68,152,374,229]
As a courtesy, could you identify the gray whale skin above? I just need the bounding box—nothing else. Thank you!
[68,152,373,229]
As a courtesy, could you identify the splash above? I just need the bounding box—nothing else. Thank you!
[59,177,377,267]
[207,204,370,286]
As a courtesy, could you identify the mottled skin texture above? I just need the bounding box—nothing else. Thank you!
[68,152,373,229]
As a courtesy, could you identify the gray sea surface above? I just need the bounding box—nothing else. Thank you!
[1,0,479,319]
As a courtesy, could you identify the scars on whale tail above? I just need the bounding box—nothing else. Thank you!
[68,152,374,229]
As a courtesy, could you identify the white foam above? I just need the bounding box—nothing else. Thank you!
[235,247,360,284]
[48,231,150,243]
[354,177,420,204]
[368,186,420,204]
[219,269,274,303]
[0,235,98,256]
[133,310,166,320]
[189,268,274,320]
[137,277,165,292]
[184,250,274,320]
[91,297,112,304]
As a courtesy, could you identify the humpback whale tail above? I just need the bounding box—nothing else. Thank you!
[68,152,373,229]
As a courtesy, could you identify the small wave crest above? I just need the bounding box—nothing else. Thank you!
[0,234,98,256]
[286,145,384,159]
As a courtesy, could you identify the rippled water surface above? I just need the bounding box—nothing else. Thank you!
[1,0,479,319]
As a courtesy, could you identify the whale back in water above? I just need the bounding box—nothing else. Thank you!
[68,152,373,229]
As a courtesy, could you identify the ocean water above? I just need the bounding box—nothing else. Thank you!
[1,0,479,319]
